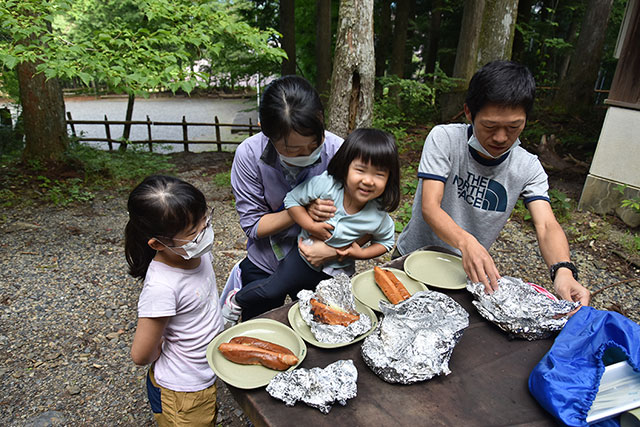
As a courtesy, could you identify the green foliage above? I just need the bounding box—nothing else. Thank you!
[213,170,231,188]
[0,0,285,95]
[615,185,640,214]
[373,69,459,138]
[621,232,640,255]
[37,175,95,206]
[512,199,532,222]
[549,189,573,222]
[394,201,413,233]
[63,141,174,183]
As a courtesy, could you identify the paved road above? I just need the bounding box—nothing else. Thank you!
[64,95,258,153]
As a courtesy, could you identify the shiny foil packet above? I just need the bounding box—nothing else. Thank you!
[466,276,580,340]
[266,359,358,414]
[297,274,372,344]
[361,290,469,384]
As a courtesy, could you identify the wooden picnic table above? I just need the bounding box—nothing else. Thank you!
[226,250,557,426]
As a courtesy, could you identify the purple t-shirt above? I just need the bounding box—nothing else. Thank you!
[231,131,343,274]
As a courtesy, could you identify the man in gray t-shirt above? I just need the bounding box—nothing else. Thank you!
[395,61,590,307]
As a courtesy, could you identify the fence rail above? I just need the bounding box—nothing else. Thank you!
[66,112,258,152]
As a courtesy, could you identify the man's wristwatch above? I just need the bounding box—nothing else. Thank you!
[549,262,579,282]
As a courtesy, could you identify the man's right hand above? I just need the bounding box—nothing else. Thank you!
[307,198,336,222]
[459,237,501,293]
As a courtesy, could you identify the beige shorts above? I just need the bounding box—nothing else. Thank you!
[147,368,218,427]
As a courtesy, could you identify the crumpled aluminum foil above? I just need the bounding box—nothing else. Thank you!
[466,276,581,340]
[361,290,469,384]
[297,274,372,344]
[266,359,358,414]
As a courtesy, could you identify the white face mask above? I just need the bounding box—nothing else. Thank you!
[160,225,215,260]
[278,143,323,167]
[468,130,520,159]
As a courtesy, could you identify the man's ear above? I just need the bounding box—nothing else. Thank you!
[148,238,164,251]
[463,104,473,123]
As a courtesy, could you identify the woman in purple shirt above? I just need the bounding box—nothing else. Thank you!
[225,76,343,322]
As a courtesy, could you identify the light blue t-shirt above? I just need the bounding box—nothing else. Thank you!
[284,171,395,274]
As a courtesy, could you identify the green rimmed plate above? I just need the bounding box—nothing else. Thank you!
[206,318,306,389]
[403,250,467,290]
[351,267,427,312]
[287,299,378,348]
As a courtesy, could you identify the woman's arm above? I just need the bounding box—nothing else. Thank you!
[131,317,169,366]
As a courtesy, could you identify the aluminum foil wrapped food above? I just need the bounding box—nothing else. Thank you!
[466,276,581,340]
[266,359,358,414]
[297,274,372,344]
[361,290,469,384]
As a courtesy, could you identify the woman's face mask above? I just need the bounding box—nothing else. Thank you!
[278,143,323,167]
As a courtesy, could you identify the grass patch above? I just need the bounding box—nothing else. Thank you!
[212,170,231,188]
[0,141,175,207]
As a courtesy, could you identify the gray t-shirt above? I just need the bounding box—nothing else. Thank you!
[396,123,550,256]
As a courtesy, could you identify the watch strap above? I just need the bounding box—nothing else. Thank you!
[549,261,578,282]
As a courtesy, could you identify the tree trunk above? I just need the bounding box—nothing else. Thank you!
[316,0,332,105]
[425,0,443,75]
[280,0,296,75]
[389,0,411,79]
[555,0,615,111]
[17,60,68,164]
[120,92,136,151]
[440,0,518,120]
[327,0,375,138]
[558,16,579,82]
[440,0,485,120]
[512,0,534,64]
[374,0,392,96]
[476,0,518,67]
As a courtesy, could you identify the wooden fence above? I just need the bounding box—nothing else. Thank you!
[66,112,258,152]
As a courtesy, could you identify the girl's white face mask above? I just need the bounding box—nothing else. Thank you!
[160,224,215,260]
[278,143,323,167]
[468,129,520,159]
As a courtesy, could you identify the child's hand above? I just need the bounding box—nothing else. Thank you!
[307,222,334,241]
[336,242,364,260]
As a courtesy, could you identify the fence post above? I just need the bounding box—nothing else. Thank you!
[66,112,77,138]
[146,115,153,152]
[104,114,113,151]
[182,116,189,152]
[214,116,222,152]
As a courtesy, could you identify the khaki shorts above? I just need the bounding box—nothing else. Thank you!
[147,368,217,427]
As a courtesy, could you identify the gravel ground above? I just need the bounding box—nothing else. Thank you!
[0,151,638,426]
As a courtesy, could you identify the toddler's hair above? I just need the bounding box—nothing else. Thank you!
[327,128,400,212]
[124,175,207,279]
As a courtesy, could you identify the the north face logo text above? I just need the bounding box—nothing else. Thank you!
[452,172,507,211]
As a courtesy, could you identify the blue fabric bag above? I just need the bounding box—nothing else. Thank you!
[529,306,640,426]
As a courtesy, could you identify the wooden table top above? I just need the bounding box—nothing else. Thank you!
[225,252,557,426]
